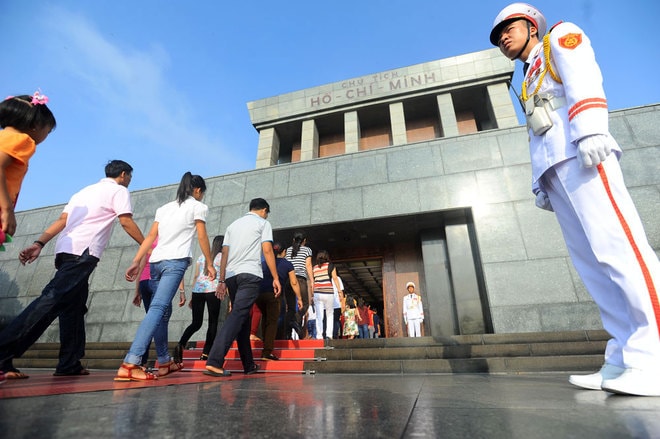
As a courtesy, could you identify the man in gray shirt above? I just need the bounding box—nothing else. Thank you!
[204,198,280,377]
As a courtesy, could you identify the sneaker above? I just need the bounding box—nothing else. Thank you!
[568,363,625,390]
[602,368,660,396]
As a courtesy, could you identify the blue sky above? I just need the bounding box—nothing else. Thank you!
[2,0,659,211]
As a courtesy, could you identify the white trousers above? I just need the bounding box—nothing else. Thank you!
[407,319,422,337]
[314,293,334,340]
[541,156,660,370]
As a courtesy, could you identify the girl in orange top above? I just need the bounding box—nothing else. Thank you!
[0,91,56,236]
[0,91,56,385]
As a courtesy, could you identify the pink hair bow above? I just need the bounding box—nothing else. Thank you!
[31,90,49,105]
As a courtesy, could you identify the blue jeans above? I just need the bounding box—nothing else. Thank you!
[358,324,369,339]
[207,273,261,371]
[307,319,317,339]
[0,250,99,373]
[123,258,190,366]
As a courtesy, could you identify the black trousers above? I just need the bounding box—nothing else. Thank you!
[0,250,98,373]
[179,292,223,355]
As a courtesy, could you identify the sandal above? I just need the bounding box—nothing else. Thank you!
[5,368,29,379]
[204,365,231,377]
[114,363,157,382]
[200,353,208,361]
[158,359,183,377]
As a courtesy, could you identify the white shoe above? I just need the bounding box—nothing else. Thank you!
[601,368,660,396]
[568,363,625,390]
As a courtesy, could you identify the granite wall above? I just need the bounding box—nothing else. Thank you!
[1,104,658,342]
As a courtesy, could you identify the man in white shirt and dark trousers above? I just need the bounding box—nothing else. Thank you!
[0,160,144,379]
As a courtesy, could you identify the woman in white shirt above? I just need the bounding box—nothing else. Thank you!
[115,172,215,381]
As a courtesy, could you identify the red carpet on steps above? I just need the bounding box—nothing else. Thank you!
[184,338,325,373]
[0,339,325,400]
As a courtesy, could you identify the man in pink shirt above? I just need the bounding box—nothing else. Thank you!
[0,160,144,379]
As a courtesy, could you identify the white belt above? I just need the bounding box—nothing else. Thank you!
[536,94,567,111]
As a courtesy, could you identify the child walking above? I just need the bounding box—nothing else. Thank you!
[116,172,215,381]
[175,235,224,362]
[0,91,56,237]
[342,296,360,339]
[0,92,56,384]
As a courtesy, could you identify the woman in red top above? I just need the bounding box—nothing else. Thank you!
[357,298,370,339]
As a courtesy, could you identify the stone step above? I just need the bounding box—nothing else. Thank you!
[14,339,324,372]
[14,330,609,374]
[305,354,604,374]
[305,330,608,374]
[327,329,609,349]
[321,340,607,361]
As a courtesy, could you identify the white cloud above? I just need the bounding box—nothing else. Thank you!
[42,5,224,159]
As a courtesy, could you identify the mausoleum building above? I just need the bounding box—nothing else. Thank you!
[2,48,659,343]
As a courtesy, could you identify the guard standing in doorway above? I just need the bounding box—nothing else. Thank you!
[402,282,424,337]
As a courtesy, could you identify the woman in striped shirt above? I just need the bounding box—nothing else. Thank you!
[312,250,343,340]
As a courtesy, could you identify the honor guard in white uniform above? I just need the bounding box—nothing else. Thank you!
[403,282,424,337]
[491,3,660,396]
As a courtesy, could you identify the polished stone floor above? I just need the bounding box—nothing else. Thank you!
[1,371,660,438]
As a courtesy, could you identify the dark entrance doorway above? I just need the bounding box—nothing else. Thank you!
[272,209,492,338]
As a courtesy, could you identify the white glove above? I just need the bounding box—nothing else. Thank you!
[576,134,615,168]
[535,191,553,212]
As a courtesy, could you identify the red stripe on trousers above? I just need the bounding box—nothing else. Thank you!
[597,163,660,337]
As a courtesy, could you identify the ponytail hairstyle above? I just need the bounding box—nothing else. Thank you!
[211,235,224,260]
[272,241,284,255]
[291,230,306,258]
[176,172,206,205]
[0,94,57,132]
[315,249,330,267]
